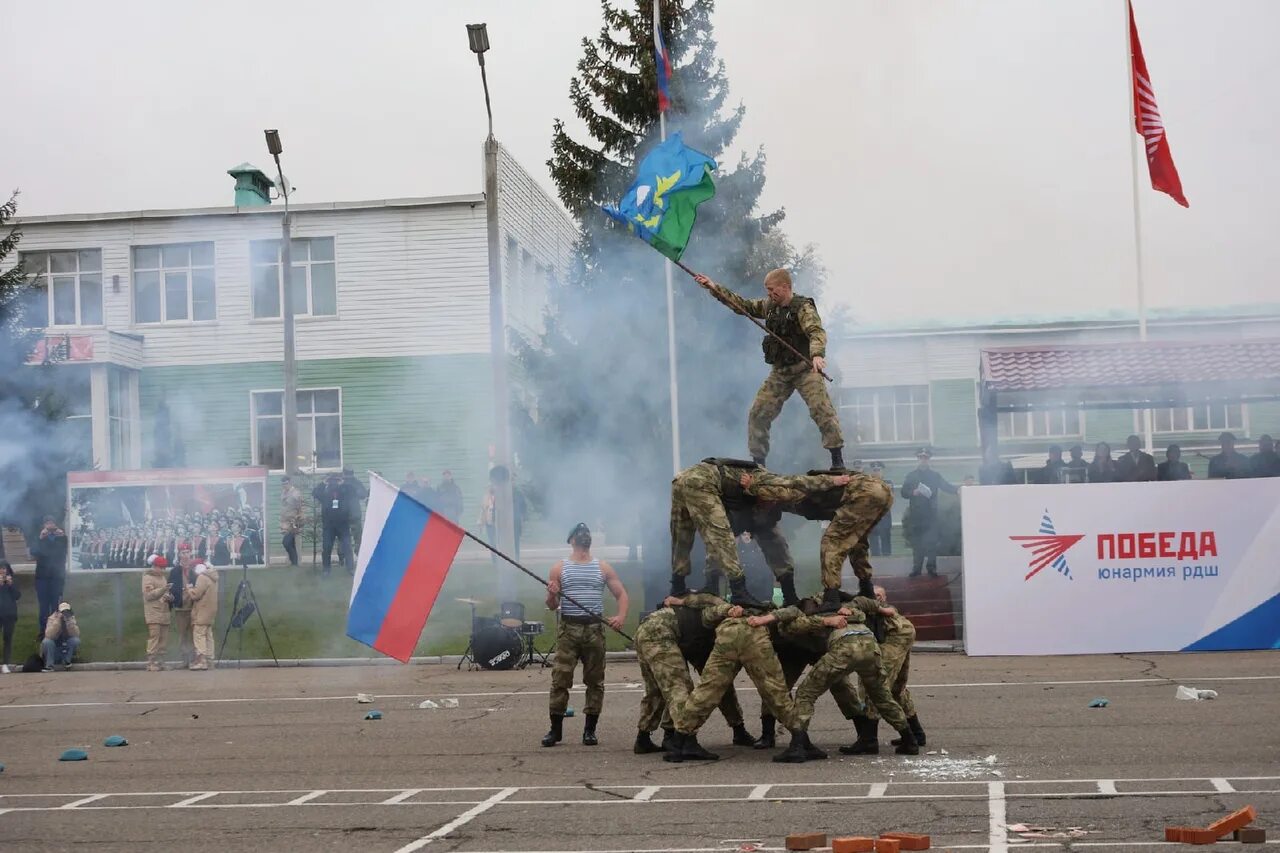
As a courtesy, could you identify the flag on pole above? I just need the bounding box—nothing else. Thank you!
[1129,2,1188,207]
[654,3,672,113]
[602,132,716,261]
[347,474,464,663]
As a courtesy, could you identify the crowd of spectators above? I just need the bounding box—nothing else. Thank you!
[1003,431,1280,485]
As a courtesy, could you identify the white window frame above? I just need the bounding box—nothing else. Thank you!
[130,242,217,325]
[997,408,1084,440]
[1152,402,1247,435]
[248,237,338,320]
[20,249,104,328]
[249,387,344,473]
[840,385,932,445]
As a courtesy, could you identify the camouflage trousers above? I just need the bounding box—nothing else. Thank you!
[793,631,907,732]
[634,613,743,732]
[821,476,894,589]
[863,638,916,721]
[748,362,844,461]
[548,620,606,716]
[777,645,864,721]
[671,463,742,580]
[676,619,797,734]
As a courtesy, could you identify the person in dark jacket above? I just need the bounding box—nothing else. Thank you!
[1208,432,1252,479]
[900,448,958,577]
[33,516,68,628]
[1087,442,1118,483]
[1116,435,1157,482]
[1156,444,1192,481]
[1250,435,1279,478]
[313,470,363,576]
[978,445,1016,485]
[1041,445,1066,484]
[435,470,464,523]
[0,561,21,673]
[1063,445,1088,483]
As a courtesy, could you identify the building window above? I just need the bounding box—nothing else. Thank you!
[842,385,930,444]
[132,243,216,324]
[1153,403,1244,434]
[249,237,336,319]
[998,408,1083,440]
[20,250,103,327]
[251,389,342,471]
[108,367,138,469]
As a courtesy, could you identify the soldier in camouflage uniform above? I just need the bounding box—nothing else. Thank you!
[748,595,918,762]
[670,461,852,607]
[694,269,844,469]
[864,584,926,750]
[668,601,812,763]
[633,594,755,755]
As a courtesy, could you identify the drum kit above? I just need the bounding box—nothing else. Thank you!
[456,598,551,672]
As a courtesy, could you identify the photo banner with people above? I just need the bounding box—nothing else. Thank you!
[961,478,1280,655]
[66,468,270,573]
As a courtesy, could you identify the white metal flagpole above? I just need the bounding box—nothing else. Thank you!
[656,0,681,476]
[1124,0,1155,451]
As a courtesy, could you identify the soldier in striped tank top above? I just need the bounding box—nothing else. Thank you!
[541,523,629,748]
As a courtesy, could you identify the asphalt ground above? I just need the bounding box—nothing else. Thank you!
[0,651,1277,852]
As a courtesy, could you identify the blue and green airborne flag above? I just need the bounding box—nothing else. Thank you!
[602,132,716,262]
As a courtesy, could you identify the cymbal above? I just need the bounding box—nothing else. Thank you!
[455,597,484,605]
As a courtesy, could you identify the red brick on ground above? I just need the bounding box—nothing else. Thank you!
[831,838,876,853]
[879,831,930,850]
[786,833,827,851]
[875,839,901,853]
[1207,805,1257,838]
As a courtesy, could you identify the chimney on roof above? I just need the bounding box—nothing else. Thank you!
[227,162,274,207]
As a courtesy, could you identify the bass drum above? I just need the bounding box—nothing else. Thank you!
[474,624,523,671]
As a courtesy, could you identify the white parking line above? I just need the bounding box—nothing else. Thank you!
[167,792,216,808]
[59,794,109,809]
[381,789,425,805]
[746,785,771,800]
[868,783,888,798]
[1211,778,1236,793]
[393,786,518,853]
[988,781,1008,853]
[1097,780,1118,794]
[285,790,327,806]
[633,787,659,802]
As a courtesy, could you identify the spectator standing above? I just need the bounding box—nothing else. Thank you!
[478,485,497,544]
[41,601,80,672]
[1116,435,1157,482]
[313,472,360,577]
[141,555,172,672]
[978,446,1016,485]
[1251,434,1279,477]
[867,461,893,557]
[1041,445,1066,484]
[33,516,68,627]
[1208,432,1252,480]
[1157,444,1192,481]
[0,561,20,673]
[185,562,218,670]
[436,470,464,523]
[1064,445,1088,483]
[279,476,305,567]
[167,551,195,667]
[901,448,958,578]
[1087,442,1118,483]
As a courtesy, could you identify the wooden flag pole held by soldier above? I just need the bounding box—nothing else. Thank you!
[667,258,833,382]
[461,530,634,643]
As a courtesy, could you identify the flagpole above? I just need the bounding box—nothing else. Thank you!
[656,0,681,477]
[1124,0,1155,451]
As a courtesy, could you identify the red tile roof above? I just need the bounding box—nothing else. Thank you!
[980,340,1280,392]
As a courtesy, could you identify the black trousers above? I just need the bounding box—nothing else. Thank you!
[1,618,15,666]
[282,532,299,567]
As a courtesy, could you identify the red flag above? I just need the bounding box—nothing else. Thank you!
[1129,3,1188,207]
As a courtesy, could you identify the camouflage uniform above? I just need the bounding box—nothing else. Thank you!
[710,283,843,461]
[775,603,865,720]
[776,599,908,732]
[729,504,794,580]
[675,603,797,734]
[670,462,753,581]
[634,606,745,733]
[548,620,606,716]
[863,608,917,722]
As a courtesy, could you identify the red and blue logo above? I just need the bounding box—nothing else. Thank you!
[1009,510,1084,581]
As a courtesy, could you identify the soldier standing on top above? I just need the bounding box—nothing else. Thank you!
[694,270,845,470]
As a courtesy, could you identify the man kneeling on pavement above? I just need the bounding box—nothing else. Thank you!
[41,601,81,672]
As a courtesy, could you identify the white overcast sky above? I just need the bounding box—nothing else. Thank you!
[3,0,1277,324]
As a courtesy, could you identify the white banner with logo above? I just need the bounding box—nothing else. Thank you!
[961,479,1280,655]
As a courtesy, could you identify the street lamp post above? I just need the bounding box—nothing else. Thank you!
[467,24,517,583]
[265,129,298,477]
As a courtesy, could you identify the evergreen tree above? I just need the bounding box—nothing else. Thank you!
[518,0,833,599]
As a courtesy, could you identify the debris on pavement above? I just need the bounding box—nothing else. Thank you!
[1175,685,1218,701]
[564,707,575,717]
[355,693,375,703]
[441,697,459,708]
[1007,824,1093,839]
[59,748,89,761]
[418,699,439,709]
[1088,698,1110,708]
[103,736,128,747]
[364,710,383,721]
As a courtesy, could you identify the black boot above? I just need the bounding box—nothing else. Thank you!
[838,716,880,755]
[892,715,927,747]
[772,728,812,763]
[753,715,776,749]
[778,574,800,607]
[858,576,876,599]
[728,576,770,609]
[662,732,686,763]
[731,723,756,746]
[669,573,688,597]
[822,587,842,606]
[894,725,919,755]
[803,730,828,761]
[541,714,564,747]
[660,727,676,752]
[582,713,599,746]
[698,571,722,597]
[830,447,845,469]
[634,732,664,754]
[680,732,719,761]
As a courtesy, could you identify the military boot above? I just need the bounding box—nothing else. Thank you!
[830,447,845,469]
[894,725,920,755]
[803,731,828,761]
[660,727,676,752]
[582,713,599,746]
[680,733,719,761]
[822,586,843,606]
[728,576,770,610]
[891,715,927,747]
[753,715,777,749]
[731,723,756,746]
[779,574,800,606]
[858,576,876,599]
[772,729,813,763]
[633,732,664,754]
[838,716,880,755]
[698,571,723,597]
[662,732,686,763]
[669,573,688,597]
[541,714,564,747]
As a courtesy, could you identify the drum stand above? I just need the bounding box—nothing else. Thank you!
[457,599,481,671]
[517,627,551,670]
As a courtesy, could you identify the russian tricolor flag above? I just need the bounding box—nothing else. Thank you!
[654,11,671,112]
[347,474,464,662]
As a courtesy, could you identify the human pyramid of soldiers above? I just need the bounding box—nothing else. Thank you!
[541,269,926,765]
[77,506,265,570]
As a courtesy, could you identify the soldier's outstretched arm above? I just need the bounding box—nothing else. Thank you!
[694,274,768,318]
[744,471,851,503]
